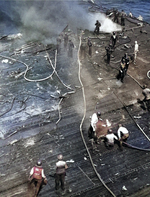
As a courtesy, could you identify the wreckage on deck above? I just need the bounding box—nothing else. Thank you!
[0,1,150,197]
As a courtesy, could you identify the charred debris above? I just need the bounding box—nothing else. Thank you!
[0,1,150,197]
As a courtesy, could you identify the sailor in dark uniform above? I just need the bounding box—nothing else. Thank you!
[121,10,125,26]
[105,45,113,65]
[87,37,92,56]
[111,32,118,48]
[113,9,119,23]
[117,59,126,83]
[94,20,101,35]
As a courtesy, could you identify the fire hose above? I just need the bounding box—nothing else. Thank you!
[78,31,116,197]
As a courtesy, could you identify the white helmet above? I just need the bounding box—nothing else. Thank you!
[97,111,101,117]
[37,160,42,166]
[57,154,63,160]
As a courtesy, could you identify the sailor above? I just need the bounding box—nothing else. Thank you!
[137,15,143,21]
[80,38,87,59]
[129,11,133,18]
[113,9,119,24]
[104,129,118,148]
[88,112,102,139]
[111,32,118,48]
[64,33,68,49]
[68,40,74,58]
[142,85,150,111]
[121,53,130,74]
[142,85,150,101]
[55,154,68,194]
[134,41,139,64]
[121,10,125,26]
[105,45,113,65]
[87,37,92,56]
[117,124,129,147]
[94,20,101,35]
[117,56,127,83]
[29,160,47,197]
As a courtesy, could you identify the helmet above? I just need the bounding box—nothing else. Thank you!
[118,124,122,127]
[143,84,147,89]
[108,129,113,133]
[97,112,101,117]
[37,160,42,166]
[57,154,63,160]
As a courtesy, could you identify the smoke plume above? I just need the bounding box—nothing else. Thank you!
[0,0,122,44]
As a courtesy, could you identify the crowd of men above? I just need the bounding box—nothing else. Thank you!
[94,10,140,83]
[87,9,150,151]
[27,8,150,197]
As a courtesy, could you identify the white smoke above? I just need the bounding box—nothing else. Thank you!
[87,12,122,33]
[2,0,122,44]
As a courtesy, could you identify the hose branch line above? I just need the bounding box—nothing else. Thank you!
[46,50,74,91]
[0,52,74,88]
[127,73,143,88]
[0,54,55,82]
[0,97,15,117]
[56,90,75,125]
[112,91,150,142]
[123,141,150,152]
[45,49,75,125]
[78,166,95,186]
[78,32,116,197]
[147,70,150,79]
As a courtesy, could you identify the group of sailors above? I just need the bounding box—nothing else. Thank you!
[29,155,68,196]
[104,32,139,82]
[88,112,129,150]
[57,32,74,57]
[93,7,141,83]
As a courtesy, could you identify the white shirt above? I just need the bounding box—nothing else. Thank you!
[56,160,66,168]
[56,160,68,174]
[30,166,46,178]
[117,126,129,139]
[91,113,99,131]
[106,133,118,144]
[129,12,133,17]
[134,43,139,53]
[143,88,150,100]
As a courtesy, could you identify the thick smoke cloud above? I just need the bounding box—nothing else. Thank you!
[0,0,122,44]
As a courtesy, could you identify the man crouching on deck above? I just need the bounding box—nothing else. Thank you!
[104,129,118,149]
[117,124,129,149]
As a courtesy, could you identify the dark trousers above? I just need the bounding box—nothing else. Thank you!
[94,27,99,35]
[89,46,92,56]
[88,125,98,143]
[107,54,111,64]
[121,18,125,26]
[55,173,65,191]
[112,39,116,48]
[117,70,125,82]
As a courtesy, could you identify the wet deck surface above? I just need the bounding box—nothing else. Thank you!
[0,2,150,197]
